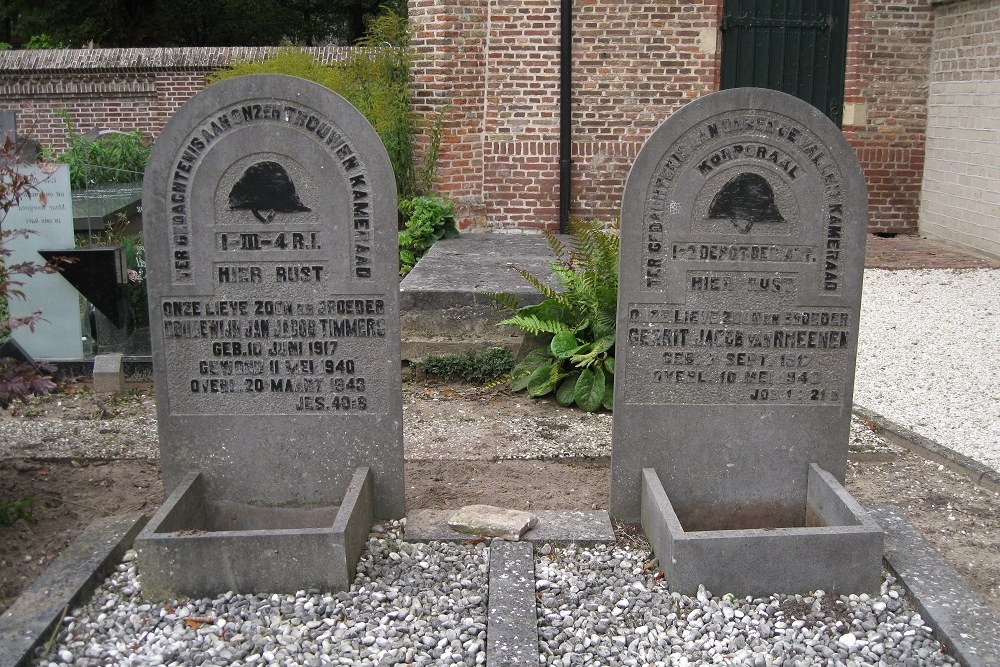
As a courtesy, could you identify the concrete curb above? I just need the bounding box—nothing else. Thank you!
[870,505,1000,667]
[0,512,147,667]
[853,405,1000,491]
[486,539,538,667]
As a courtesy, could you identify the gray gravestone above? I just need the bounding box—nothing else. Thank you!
[613,89,882,595]
[136,75,401,597]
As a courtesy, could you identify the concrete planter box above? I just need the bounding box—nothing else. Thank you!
[641,465,883,597]
[136,467,373,600]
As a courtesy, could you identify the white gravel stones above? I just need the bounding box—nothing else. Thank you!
[36,524,488,667]
[535,543,958,666]
[857,268,1000,472]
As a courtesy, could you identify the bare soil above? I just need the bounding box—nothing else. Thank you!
[2,382,998,617]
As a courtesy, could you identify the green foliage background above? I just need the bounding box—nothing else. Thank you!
[0,0,405,48]
[42,113,150,189]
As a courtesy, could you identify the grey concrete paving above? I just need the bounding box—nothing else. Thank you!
[486,539,538,667]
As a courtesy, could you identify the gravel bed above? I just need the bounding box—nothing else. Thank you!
[536,543,957,666]
[34,524,489,667]
[0,415,159,460]
[856,268,1000,473]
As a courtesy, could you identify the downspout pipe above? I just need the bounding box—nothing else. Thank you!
[559,0,572,233]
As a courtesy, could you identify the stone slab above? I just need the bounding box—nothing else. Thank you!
[869,505,1000,667]
[641,466,883,596]
[399,234,559,359]
[142,74,403,519]
[612,88,869,525]
[486,539,539,667]
[405,509,614,545]
[0,512,147,667]
[92,353,125,394]
[136,468,372,600]
[448,505,538,540]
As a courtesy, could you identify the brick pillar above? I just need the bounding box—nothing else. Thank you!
[410,0,489,229]
[843,0,933,234]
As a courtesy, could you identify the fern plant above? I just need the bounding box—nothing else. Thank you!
[497,218,619,412]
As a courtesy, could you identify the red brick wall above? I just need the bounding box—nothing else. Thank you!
[410,0,489,228]
[413,0,932,234]
[844,1,934,234]
[0,5,934,235]
[0,47,351,154]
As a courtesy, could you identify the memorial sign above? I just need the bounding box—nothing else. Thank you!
[6,164,84,360]
[612,89,882,595]
[137,75,402,597]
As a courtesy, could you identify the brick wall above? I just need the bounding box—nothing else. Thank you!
[0,47,351,154]
[413,0,933,234]
[843,1,934,234]
[918,0,1000,258]
[0,5,936,236]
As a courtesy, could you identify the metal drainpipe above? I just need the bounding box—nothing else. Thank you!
[559,0,572,233]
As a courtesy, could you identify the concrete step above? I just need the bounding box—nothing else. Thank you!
[399,234,558,361]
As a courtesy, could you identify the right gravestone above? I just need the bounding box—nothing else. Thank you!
[612,88,883,596]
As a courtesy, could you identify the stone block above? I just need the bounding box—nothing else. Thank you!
[448,505,538,541]
[405,509,614,545]
[136,468,372,600]
[641,466,883,597]
[870,505,1000,667]
[92,353,124,395]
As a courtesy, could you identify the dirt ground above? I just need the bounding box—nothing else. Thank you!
[2,382,999,618]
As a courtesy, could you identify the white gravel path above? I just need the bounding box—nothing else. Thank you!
[856,268,1000,473]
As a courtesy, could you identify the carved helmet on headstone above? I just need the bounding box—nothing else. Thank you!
[228,161,311,223]
[707,172,786,233]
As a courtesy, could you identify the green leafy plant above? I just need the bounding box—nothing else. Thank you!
[398,195,458,276]
[420,347,515,385]
[497,219,619,412]
[0,493,43,525]
[25,34,68,49]
[43,112,150,189]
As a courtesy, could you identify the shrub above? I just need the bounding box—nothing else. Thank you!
[497,219,619,412]
[398,195,458,276]
[420,347,515,385]
[42,112,150,189]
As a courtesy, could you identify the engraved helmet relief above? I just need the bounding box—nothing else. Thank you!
[228,161,311,223]
[707,172,786,233]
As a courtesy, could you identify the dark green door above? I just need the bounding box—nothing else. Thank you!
[720,0,849,126]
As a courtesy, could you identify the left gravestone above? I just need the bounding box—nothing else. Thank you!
[135,75,403,599]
